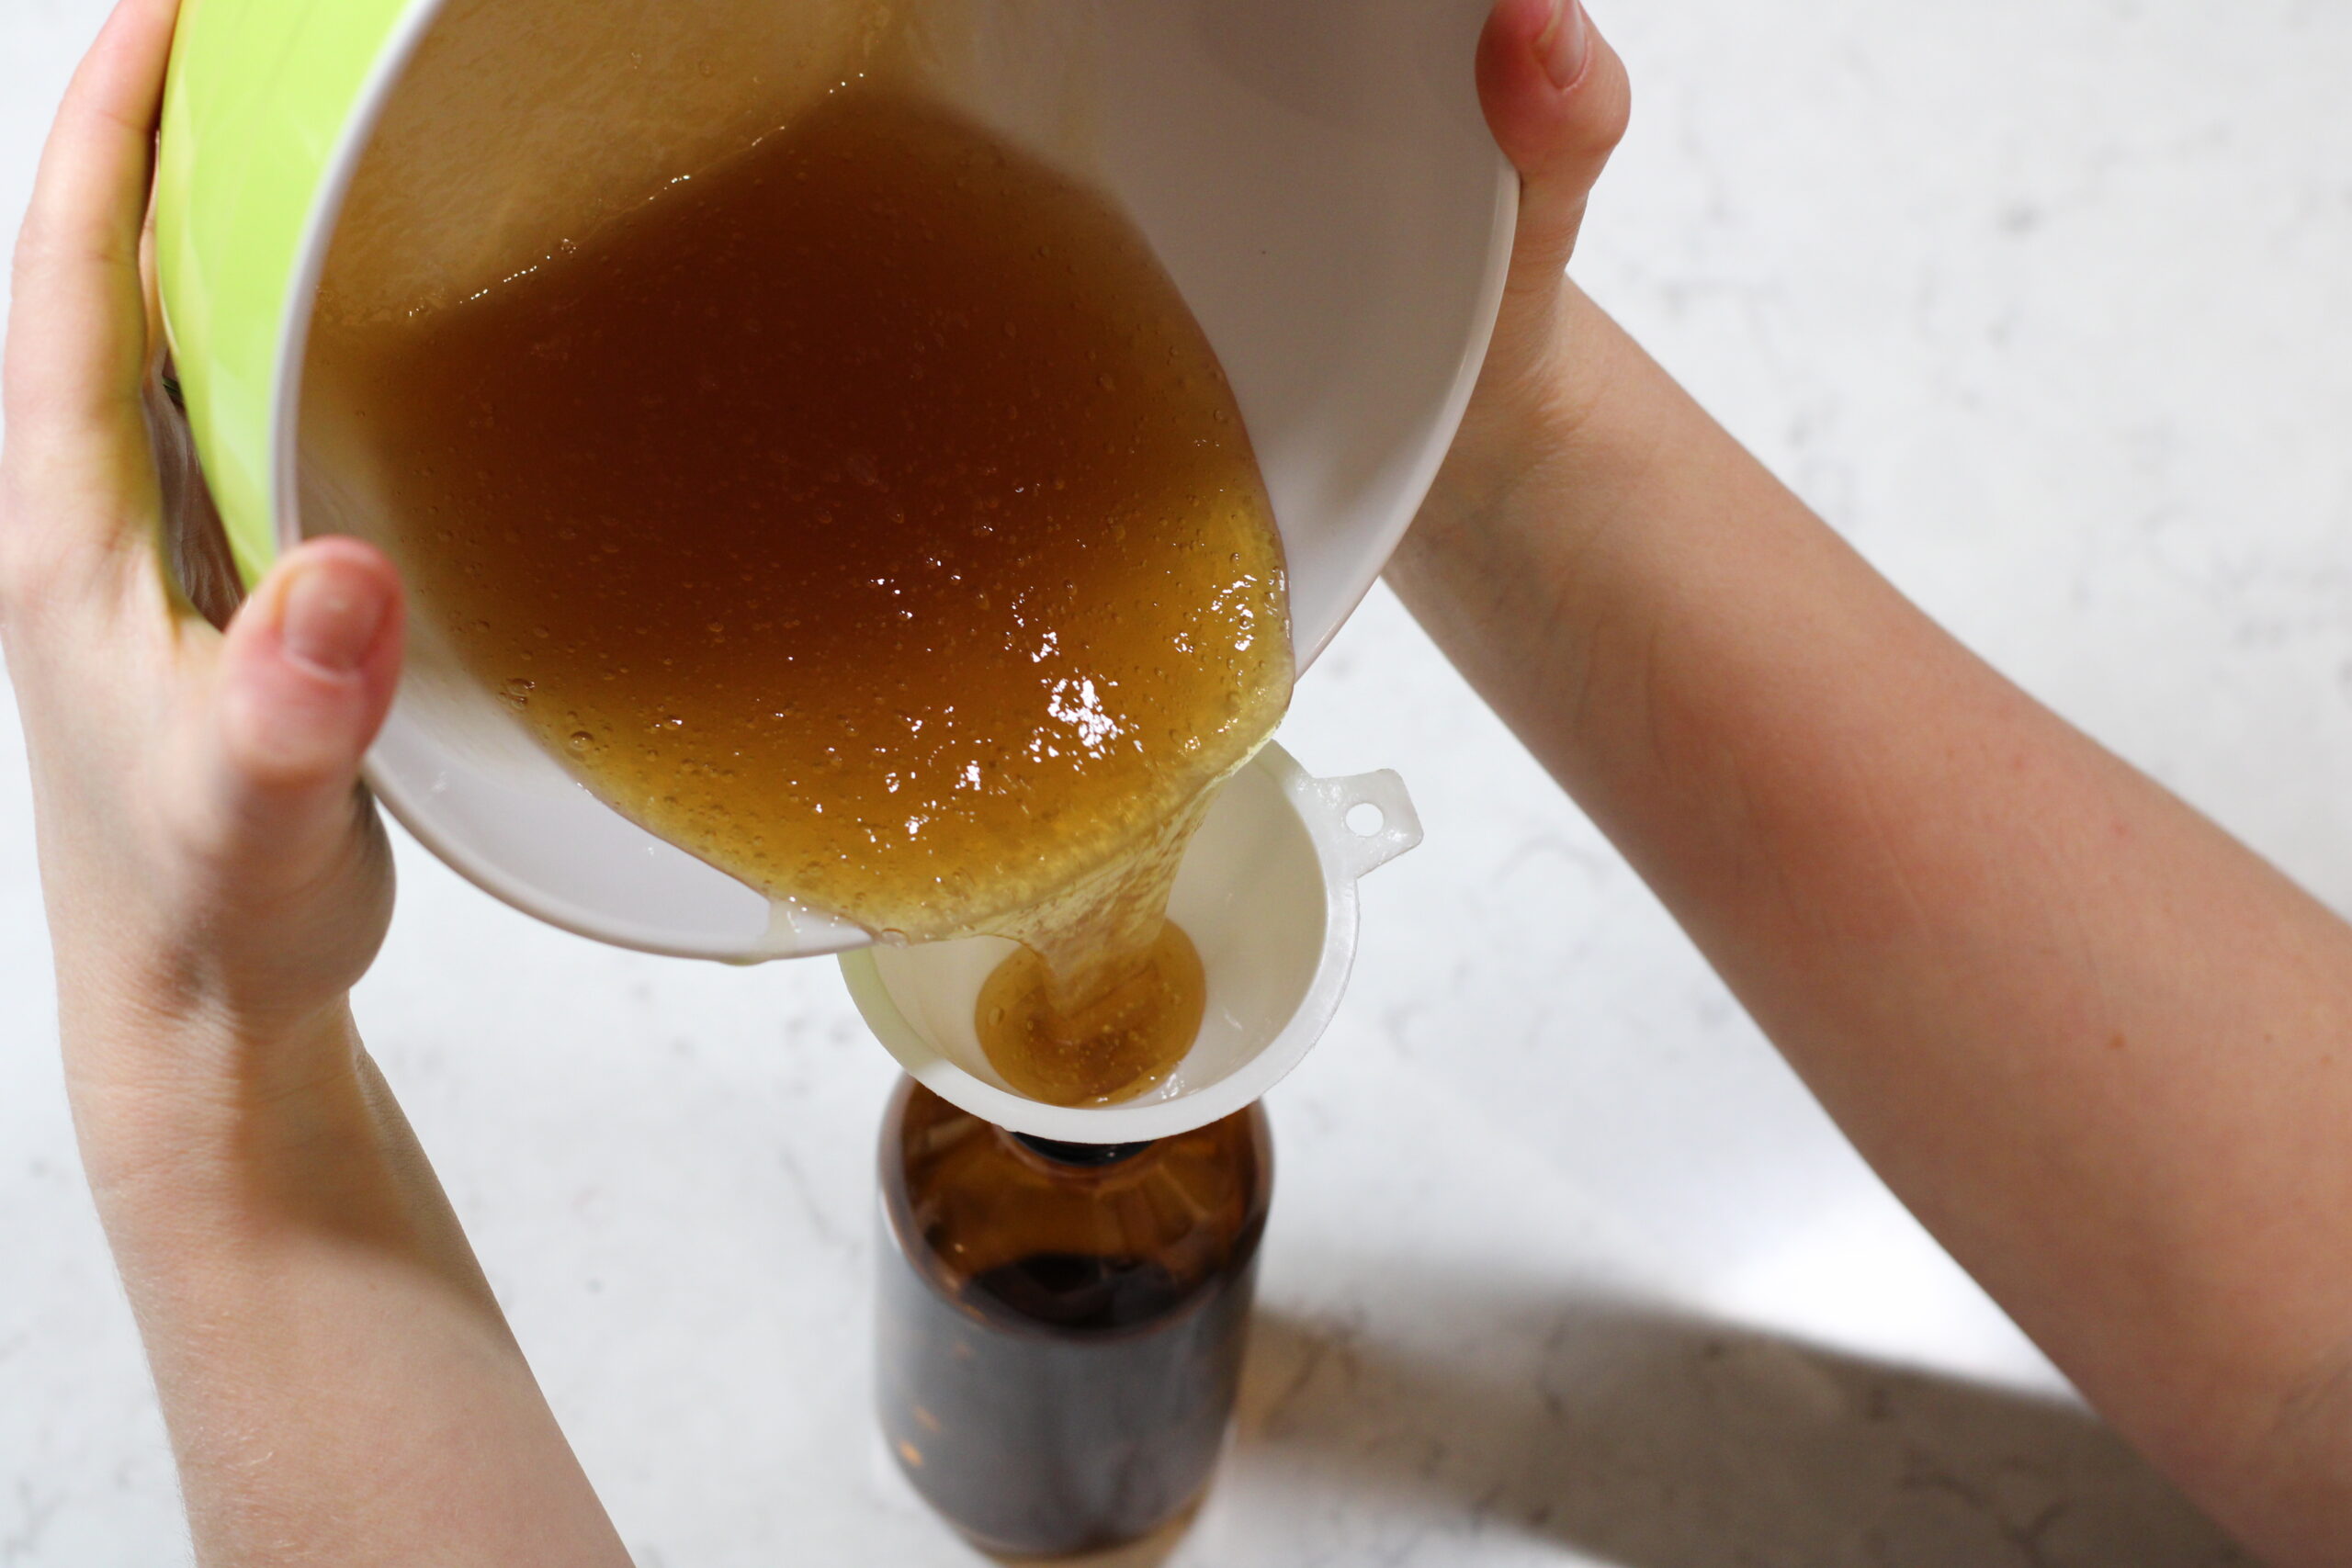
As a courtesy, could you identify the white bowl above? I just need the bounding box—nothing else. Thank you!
[841,745,1421,1141]
[297,0,1513,960]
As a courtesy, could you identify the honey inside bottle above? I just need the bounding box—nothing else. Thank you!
[316,85,1291,1104]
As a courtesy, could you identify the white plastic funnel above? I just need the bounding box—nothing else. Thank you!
[840,744,1421,1142]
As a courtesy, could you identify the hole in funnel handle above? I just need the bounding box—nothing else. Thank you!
[1308,769,1423,882]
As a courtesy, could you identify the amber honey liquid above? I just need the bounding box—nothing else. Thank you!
[322,88,1291,1104]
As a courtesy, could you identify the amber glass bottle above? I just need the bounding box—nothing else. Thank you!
[876,1078,1273,1559]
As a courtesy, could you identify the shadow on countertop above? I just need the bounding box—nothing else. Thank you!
[1229,1287,2251,1567]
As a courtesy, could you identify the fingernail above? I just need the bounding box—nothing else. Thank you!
[278,557,387,676]
[1535,0,1590,90]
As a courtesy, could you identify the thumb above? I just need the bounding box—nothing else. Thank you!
[1477,0,1632,332]
[202,537,404,864]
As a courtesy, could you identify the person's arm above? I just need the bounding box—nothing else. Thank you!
[3,4,628,1562]
[1409,4,2352,1561]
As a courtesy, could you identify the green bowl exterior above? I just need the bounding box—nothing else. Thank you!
[154,0,417,590]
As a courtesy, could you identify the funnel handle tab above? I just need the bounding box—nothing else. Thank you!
[1308,770,1423,882]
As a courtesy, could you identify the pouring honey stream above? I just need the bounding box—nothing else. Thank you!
[312,85,1295,1107]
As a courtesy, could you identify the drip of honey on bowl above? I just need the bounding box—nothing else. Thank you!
[317,87,1291,1107]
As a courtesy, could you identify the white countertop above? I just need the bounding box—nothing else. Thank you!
[6,0,2342,1561]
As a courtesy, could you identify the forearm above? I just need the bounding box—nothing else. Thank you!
[67,1004,629,1568]
[1394,285,2352,1558]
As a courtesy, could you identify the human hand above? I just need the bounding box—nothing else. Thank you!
[1408,0,1632,548]
[2,0,407,1164]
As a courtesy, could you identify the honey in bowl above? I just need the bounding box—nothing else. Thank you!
[315,86,1293,1107]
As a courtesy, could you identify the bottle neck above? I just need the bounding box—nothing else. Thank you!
[1009,1132,1155,1168]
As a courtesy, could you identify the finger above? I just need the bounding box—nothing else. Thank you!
[199,538,404,868]
[3,0,182,528]
[1477,0,1632,310]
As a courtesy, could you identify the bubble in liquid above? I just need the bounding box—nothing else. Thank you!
[568,731,596,752]
[500,678,536,708]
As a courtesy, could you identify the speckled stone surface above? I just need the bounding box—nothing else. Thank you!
[6,0,2341,1561]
